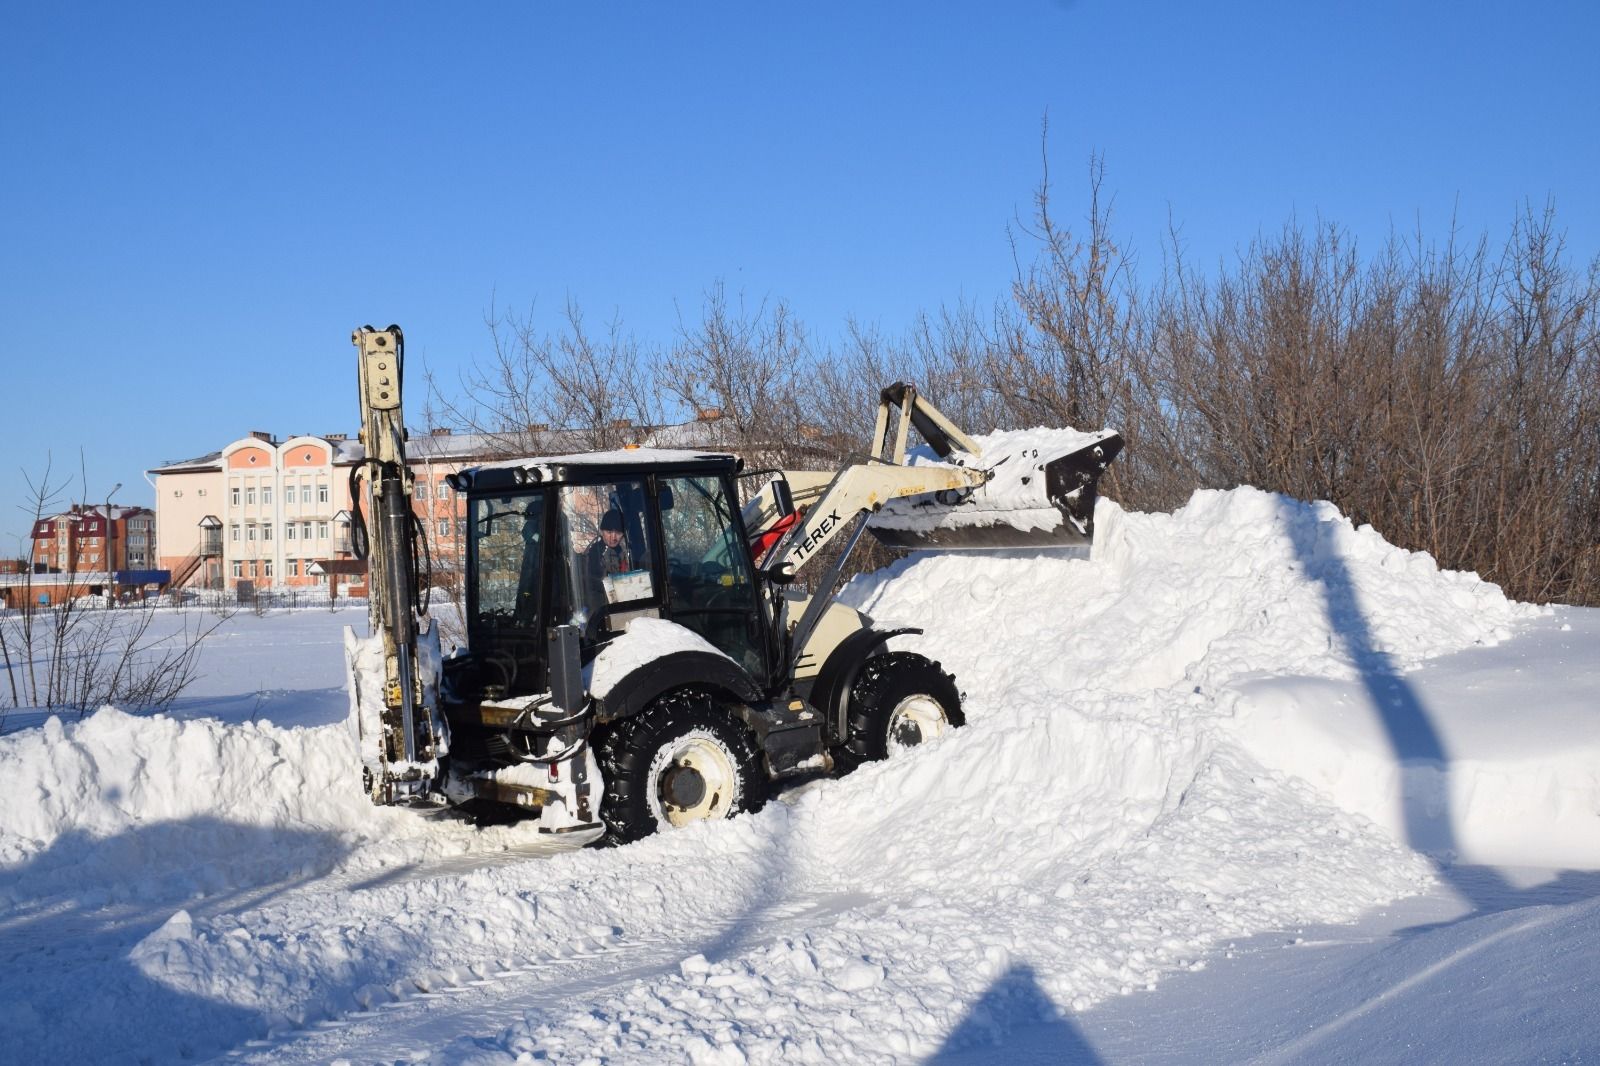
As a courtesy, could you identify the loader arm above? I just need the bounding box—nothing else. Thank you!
[348,325,448,804]
[761,382,993,582]
[768,462,987,579]
[752,381,1120,666]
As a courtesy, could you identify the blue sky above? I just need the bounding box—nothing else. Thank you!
[2,1,1596,552]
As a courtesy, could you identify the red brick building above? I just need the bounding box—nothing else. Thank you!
[29,505,156,577]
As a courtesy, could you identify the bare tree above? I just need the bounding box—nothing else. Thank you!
[431,299,662,455]
[1,460,234,725]
[659,284,812,469]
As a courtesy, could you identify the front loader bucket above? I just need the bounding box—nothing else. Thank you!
[867,428,1124,552]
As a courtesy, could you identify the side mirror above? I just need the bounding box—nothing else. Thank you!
[762,562,795,586]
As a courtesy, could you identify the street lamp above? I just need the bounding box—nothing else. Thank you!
[105,482,121,606]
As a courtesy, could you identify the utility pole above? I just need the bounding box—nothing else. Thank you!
[105,482,121,606]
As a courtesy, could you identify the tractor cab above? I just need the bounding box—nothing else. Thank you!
[450,450,782,706]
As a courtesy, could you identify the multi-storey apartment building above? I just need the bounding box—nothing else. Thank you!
[149,412,730,596]
[29,504,157,577]
[149,429,492,593]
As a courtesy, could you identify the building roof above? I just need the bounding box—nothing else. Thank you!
[149,450,223,474]
[307,559,368,576]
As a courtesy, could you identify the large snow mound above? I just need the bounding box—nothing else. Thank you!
[0,486,1581,1064]
[845,487,1532,705]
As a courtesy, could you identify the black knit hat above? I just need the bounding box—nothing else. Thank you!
[600,509,625,532]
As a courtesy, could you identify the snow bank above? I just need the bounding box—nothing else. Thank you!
[0,710,368,853]
[853,486,1534,704]
[1227,609,1600,867]
[1,486,1585,1064]
[0,710,378,902]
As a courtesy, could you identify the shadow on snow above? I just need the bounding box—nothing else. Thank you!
[0,817,350,1064]
[1276,496,1600,920]
[927,963,1105,1065]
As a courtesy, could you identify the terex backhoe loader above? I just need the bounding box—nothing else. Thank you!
[346,324,1122,844]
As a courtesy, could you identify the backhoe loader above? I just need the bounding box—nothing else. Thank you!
[346,325,1122,843]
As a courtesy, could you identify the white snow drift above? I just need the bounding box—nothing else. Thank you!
[1,486,1593,1065]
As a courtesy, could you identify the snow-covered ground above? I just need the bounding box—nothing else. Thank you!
[1,488,1596,1064]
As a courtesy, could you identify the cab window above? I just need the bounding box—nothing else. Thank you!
[469,492,545,627]
[659,474,763,676]
[559,479,658,637]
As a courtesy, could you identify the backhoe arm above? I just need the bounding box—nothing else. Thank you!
[347,325,448,804]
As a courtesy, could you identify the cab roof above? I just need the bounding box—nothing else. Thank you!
[455,448,741,493]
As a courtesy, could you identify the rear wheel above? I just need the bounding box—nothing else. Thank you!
[596,690,767,845]
[836,652,963,771]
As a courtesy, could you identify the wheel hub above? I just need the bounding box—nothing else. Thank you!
[648,733,739,828]
[661,763,707,808]
[886,694,950,754]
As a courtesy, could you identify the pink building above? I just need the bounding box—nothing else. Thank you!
[149,429,494,594]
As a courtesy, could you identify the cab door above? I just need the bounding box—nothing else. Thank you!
[656,473,771,683]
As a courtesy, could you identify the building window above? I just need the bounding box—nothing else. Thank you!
[263,560,273,578]
[317,483,329,504]
[246,488,256,505]
[249,560,258,577]
[286,523,297,541]
[287,559,300,577]
[231,561,242,578]
[456,517,466,537]
[231,486,240,506]
[416,482,429,501]
[247,525,257,541]
[198,489,207,497]
[437,518,448,536]
[231,524,240,542]
[317,522,329,539]
[284,485,296,504]
[263,486,273,505]
[262,523,273,541]
[301,521,312,539]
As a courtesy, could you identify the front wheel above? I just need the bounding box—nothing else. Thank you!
[596,690,767,845]
[836,652,963,771]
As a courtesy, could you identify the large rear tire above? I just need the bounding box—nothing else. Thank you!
[835,652,963,772]
[596,690,767,846]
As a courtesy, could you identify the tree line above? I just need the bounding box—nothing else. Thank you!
[434,159,1600,607]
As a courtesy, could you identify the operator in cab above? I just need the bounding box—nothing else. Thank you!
[586,508,633,578]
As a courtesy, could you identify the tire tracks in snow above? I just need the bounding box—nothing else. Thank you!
[1244,897,1590,1066]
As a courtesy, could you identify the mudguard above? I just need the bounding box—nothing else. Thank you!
[807,626,922,741]
[592,648,762,723]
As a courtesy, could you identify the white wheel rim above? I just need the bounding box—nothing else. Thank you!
[646,729,740,829]
[886,694,950,754]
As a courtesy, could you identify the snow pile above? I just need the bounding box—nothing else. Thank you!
[1225,611,1600,866]
[0,486,1577,1063]
[853,487,1533,708]
[0,710,377,902]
